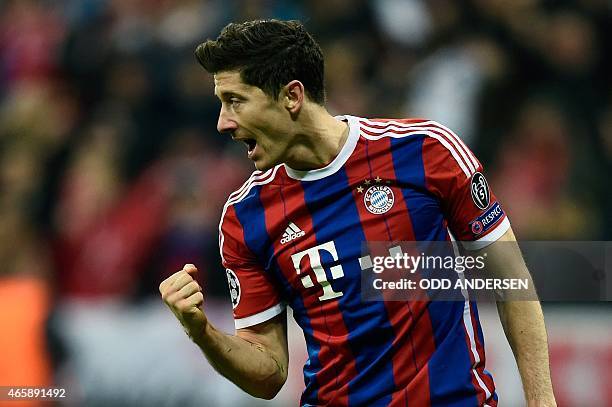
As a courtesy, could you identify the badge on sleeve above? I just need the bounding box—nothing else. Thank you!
[470,172,490,210]
[225,268,241,309]
[469,202,504,236]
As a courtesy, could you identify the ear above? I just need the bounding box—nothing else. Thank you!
[282,80,305,114]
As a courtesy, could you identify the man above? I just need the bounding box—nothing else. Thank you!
[159,20,556,406]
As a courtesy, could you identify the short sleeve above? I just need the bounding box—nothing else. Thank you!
[220,205,285,329]
[422,129,510,250]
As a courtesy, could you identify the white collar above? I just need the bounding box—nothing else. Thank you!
[284,115,359,181]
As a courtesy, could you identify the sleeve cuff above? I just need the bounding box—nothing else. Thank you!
[461,217,511,251]
[234,303,286,329]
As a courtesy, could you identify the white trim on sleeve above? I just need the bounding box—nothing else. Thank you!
[234,303,286,329]
[461,217,511,251]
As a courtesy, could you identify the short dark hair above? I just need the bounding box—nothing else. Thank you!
[195,19,325,104]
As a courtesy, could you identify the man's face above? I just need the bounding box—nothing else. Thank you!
[214,70,291,170]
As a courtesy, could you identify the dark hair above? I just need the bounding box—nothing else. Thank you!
[195,19,325,104]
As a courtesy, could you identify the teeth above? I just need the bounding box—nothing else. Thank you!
[245,139,256,151]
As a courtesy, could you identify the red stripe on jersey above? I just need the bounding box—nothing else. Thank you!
[417,121,480,170]
[343,134,436,406]
[420,137,463,215]
[258,172,358,407]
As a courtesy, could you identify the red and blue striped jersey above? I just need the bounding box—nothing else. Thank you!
[219,116,510,406]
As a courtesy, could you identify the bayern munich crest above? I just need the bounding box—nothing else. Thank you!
[364,185,395,214]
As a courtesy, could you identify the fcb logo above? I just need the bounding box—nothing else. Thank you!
[225,268,241,309]
[470,172,490,210]
[364,185,395,214]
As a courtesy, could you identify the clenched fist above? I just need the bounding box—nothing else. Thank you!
[160,264,207,339]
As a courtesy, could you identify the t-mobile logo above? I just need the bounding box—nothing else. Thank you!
[291,241,344,301]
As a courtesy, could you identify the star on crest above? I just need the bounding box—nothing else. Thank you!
[354,175,393,194]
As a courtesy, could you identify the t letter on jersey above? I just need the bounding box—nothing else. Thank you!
[291,241,344,301]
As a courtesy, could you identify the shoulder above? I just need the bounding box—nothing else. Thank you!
[222,165,283,210]
[359,117,479,175]
[219,164,283,230]
[357,117,458,142]
[218,166,282,262]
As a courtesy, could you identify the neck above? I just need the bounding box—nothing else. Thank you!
[284,105,349,171]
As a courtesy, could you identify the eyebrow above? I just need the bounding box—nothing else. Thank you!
[217,91,245,101]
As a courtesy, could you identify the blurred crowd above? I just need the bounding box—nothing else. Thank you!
[1,0,611,399]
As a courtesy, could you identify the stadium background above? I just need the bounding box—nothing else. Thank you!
[1,0,611,405]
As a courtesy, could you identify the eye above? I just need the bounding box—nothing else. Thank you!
[230,98,242,108]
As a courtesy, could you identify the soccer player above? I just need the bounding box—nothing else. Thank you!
[159,20,556,406]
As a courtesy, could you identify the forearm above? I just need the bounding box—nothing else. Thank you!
[191,321,286,399]
[478,228,555,405]
[497,300,555,405]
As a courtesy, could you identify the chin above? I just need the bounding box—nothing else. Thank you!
[254,161,273,171]
[253,155,281,171]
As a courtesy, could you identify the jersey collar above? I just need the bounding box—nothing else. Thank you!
[284,115,359,181]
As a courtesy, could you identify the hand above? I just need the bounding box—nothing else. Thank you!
[160,264,207,339]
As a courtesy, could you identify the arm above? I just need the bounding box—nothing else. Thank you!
[159,264,289,400]
[476,228,556,407]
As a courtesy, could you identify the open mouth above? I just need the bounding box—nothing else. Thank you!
[243,138,257,154]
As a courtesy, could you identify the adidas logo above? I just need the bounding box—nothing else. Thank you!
[280,222,305,244]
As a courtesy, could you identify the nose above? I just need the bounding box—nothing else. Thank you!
[217,105,238,134]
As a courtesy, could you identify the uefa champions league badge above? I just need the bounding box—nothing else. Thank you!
[225,268,241,309]
[470,172,490,210]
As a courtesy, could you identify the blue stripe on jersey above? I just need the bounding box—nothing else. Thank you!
[471,302,486,354]
[231,186,323,404]
[390,134,447,242]
[390,135,479,406]
[301,168,396,407]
